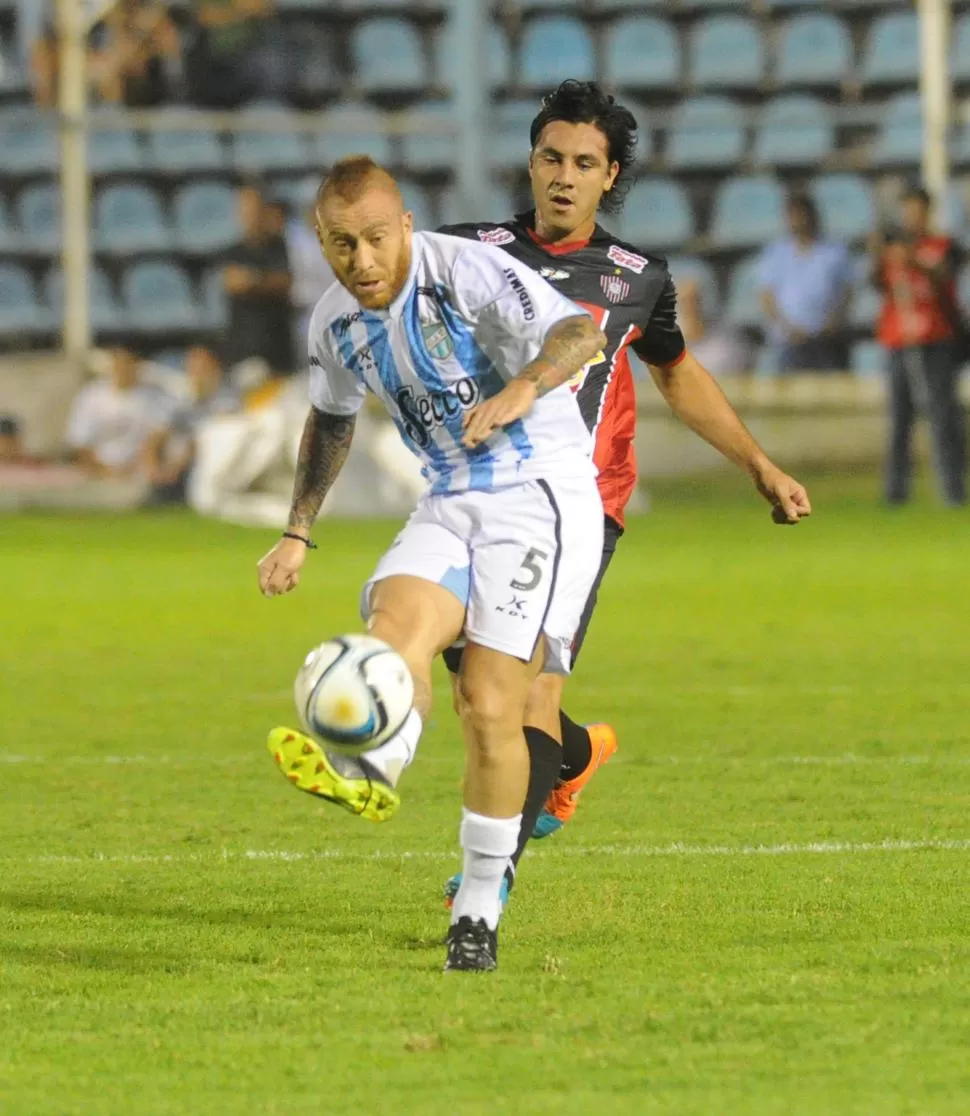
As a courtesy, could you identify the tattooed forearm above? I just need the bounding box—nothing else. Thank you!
[515,315,606,396]
[287,406,356,534]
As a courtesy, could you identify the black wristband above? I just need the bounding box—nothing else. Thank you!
[282,532,318,550]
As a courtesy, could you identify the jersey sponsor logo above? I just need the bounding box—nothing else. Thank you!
[420,315,454,361]
[395,378,481,447]
[539,266,570,282]
[503,268,536,321]
[600,274,631,304]
[478,228,516,246]
[334,310,365,334]
[607,245,648,274]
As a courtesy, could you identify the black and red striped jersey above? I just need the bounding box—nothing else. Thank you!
[439,211,686,527]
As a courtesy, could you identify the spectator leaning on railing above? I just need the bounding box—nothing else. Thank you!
[871,186,967,508]
[758,192,853,374]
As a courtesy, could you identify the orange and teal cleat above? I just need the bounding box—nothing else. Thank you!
[532,722,618,838]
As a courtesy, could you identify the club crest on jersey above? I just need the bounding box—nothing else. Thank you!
[607,245,648,274]
[477,228,515,247]
[421,316,453,361]
[600,274,630,304]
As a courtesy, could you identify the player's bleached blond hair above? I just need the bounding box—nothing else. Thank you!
[316,156,403,212]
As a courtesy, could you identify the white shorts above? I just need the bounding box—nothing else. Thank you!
[361,476,604,674]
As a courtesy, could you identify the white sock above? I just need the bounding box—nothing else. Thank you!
[451,808,521,931]
[360,709,422,787]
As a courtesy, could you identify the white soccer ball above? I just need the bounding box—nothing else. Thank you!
[294,634,414,755]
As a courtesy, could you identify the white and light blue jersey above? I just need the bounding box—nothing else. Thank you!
[307,231,596,494]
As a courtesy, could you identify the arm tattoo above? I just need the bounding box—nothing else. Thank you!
[287,406,356,533]
[515,315,606,396]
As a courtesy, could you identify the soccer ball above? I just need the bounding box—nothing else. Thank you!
[294,634,413,755]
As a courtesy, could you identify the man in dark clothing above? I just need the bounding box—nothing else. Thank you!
[222,186,296,379]
[872,187,967,506]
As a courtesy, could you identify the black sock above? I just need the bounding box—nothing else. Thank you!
[506,727,562,889]
[559,711,592,782]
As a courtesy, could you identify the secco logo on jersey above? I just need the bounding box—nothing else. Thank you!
[607,245,648,275]
[396,379,481,447]
[503,268,536,321]
[477,228,516,247]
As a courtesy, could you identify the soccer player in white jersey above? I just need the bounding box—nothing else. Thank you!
[257,156,607,971]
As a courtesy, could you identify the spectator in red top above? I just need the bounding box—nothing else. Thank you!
[872,187,967,507]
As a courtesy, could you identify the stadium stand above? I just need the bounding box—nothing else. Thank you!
[1,0,967,372]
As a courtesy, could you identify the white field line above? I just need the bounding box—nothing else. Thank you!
[2,753,969,768]
[6,837,970,868]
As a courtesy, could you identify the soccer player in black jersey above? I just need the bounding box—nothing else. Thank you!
[441,81,811,906]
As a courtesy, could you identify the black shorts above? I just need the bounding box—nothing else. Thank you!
[442,515,622,674]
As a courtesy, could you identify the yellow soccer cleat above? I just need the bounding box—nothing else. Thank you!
[267,727,400,823]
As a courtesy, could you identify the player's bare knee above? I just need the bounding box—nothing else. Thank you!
[457,673,522,744]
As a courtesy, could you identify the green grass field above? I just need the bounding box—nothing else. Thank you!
[2,474,969,1115]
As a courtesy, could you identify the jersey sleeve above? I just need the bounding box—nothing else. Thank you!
[630,270,687,367]
[306,315,367,417]
[449,242,588,346]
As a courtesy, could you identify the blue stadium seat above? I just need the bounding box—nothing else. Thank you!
[0,195,16,251]
[0,38,26,96]
[17,183,59,254]
[94,183,170,254]
[851,340,884,377]
[351,19,426,94]
[666,96,744,170]
[861,12,919,87]
[292,24,336,96]
[603,17,680,90]
[123,261,202,332]
[146,122,225,174]
[0,110,58,175]
[810,174,875,241]
[520,17,595,87]
[232,113,311,174]
[488,100,538,171]
[399,181,434,231]
[754,95,833,167]
[174,182,240,254]
[87,122,144,175]
[201,268,228,330]
[775,14,851,87]
[689,16,764,89]
[0,263,50,335]
[272,176,319,213]
[616,179,693,249]
[849,285,881,329]
[45,266,124,332]
[668,255,720,316]
[953,15,970,83]
[401,102,456,174]
[711,177,785,248]
[724,255,762,328]
[441,182,516,226]
[315,105,393,167]
[437,22,510,90]
[680,0,747,7]
[871,92,922,167]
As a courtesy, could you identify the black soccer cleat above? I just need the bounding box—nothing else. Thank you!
[443,916,498,973]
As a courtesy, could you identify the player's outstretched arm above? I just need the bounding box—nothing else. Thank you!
[257,406,357,597]
[650,351,811,525]
[462,315,605,448]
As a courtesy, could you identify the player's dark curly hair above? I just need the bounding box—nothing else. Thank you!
[529,80,639,215]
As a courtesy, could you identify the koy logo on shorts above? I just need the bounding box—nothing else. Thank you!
[396,378,481,447]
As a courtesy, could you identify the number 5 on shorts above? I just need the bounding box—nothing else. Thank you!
[511,548,548,592]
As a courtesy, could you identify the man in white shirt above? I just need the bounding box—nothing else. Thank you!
[256,155,611,972]
[65,347,172,478]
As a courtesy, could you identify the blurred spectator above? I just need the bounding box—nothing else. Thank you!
[0,416,27,462]
[143,346,240,504]
[678,279,751,376]
[758,193,852,373]
[222,186,296,381]
[65,347,171,478]
[872,187,967,507]
[285,202,335,343]
[185,0,287,108]
[30,15,58,108]
[88,0,183,108]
